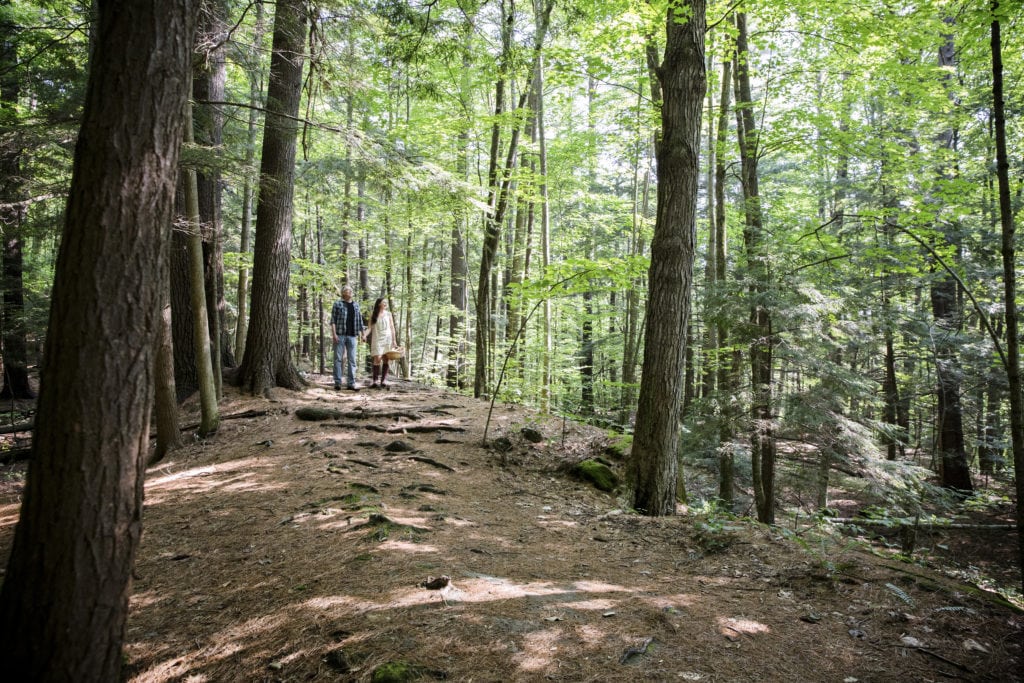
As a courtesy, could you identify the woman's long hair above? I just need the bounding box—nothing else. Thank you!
[370,297,386,325]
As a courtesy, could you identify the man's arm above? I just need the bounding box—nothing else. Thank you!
[330,301,340,343]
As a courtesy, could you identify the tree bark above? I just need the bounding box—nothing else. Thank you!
[0,15,34,400]
[184,101,220,436]
[234,0,264,361]
[194,0,231,382]
[735,12,776,524]
[714,55,735,507]
[170,209,199,399]
[447,23,471,389]
[629,0,705,516]
[990,2,1024,596]
[235,0,308,396]
[930,22,972,493]
[0,2,195,678]
[152,291,183,465]
[533,0,552,411]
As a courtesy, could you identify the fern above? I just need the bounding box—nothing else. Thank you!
[885,582,915,606]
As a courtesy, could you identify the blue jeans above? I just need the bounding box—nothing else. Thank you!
[334,335,359,388]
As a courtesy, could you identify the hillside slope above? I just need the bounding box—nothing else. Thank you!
[1,378,1021,681]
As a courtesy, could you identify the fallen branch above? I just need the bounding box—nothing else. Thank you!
[0,421,33,435]
[347,458,380,468]
[181,409,271,432]
[408,455,455,472]
[907,645,974,674]
[825,518,1016,531]
[387,424,466,434]
[0,445,32,464]
[619,637,655,664]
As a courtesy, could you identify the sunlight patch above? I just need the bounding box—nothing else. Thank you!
[130,590,164,610]
[514,627,563,672]
[552,598,617,611]
[375,539,438,554]
[717,616,770,639]
[303,595,382,612]
[640,593,698,610]
[0,502,22,528]
[572,580,633,594]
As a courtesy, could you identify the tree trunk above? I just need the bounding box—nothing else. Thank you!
[0,2,196,677]
[316,209,326,374]
[930,23,972,493]
[170,211,199,400]
[714,55,735,507]
[700,39,717,405]
[990,5,1023,595]
[534,0,552,411]
[234,0,264,361]
[629,0,705,516]
[235,0,308,396]
[194,0,230,385]
[448,34,471,390]
[184,101,220,436]
[0,18,34,400]
[735,12,776,524]
[152,290,183,465]
[474,1,511,399]
[0,236,33,399]
[475,0,554,398]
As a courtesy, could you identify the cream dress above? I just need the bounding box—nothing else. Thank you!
[369,310,396,357]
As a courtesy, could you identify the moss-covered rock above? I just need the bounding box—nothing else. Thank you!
[521,426,544,443]
[371,661,418,682]
[572,459,619,492]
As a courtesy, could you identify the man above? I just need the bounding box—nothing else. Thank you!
[330,285,365,390]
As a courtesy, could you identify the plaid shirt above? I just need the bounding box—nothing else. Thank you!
[331,299,364,337]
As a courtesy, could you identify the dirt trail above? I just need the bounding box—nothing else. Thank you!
[1,378,1021,682]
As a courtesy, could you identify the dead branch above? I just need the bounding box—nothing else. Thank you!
[0,421,33,435]
[408,456,455,472]
[825,518,1016,531]
[386,424,466,434]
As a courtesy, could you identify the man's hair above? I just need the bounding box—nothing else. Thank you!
[342,285,353,295]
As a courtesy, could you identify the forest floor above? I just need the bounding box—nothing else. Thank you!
[0,377,1022,682]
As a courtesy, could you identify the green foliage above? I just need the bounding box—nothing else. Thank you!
[10,0,1024,576]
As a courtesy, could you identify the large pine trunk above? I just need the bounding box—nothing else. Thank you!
[0,1,195,678]
[235,0,307,396]
[629,0,705,516]
[194,0,232,378]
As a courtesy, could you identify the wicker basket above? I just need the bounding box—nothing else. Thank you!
[383,346,404,360]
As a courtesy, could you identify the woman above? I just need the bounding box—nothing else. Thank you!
[367,297,396,388]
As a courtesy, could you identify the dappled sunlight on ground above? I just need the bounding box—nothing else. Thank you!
[145,457,289,505]
[4,380,1005,682]
[717,616,771,639]
[374,539,438,554]
[513,627,563,672]
[0,502,21,528]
